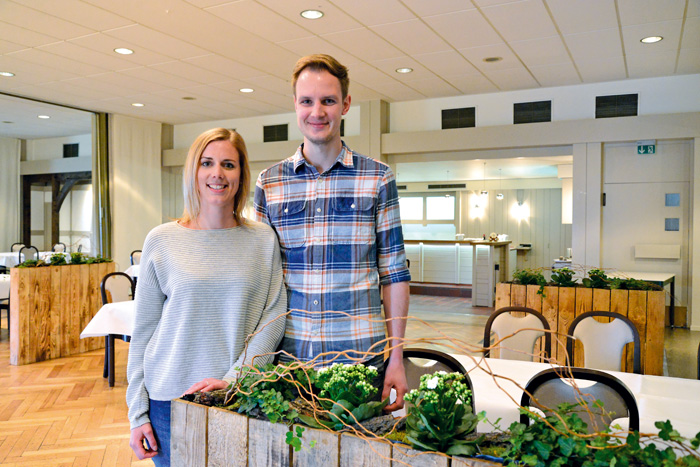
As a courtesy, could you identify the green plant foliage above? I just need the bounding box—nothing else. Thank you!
[513,268,547,286]
[48,253,67,266]
[16,259,47,268]
[404,371,482,456]
[582,268,609,289]
[550,268,577,287]
[285,426,316,452]
[300,363,387,431]
[503,403,700,467]
[70,252,87,264]
[235,363,302,424]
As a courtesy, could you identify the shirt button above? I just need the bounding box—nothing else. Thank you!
[351,203,356,209]
[316,207,321,213]
[284,208,288,213]
[313,300,319,305]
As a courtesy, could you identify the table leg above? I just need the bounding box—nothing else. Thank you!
[103,336,109,378]
[107,334,115,387]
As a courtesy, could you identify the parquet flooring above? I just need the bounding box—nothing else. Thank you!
[0,319,150,467]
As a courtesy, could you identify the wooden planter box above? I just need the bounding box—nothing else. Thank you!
[495,283,665,375]
[9,262,115,365]
[171,399,500,467]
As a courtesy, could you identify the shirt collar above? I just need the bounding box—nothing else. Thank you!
[293,142,354,173]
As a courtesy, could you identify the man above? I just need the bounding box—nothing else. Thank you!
[253,54,411,411]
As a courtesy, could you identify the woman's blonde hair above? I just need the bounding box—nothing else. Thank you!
[179,128,250,225]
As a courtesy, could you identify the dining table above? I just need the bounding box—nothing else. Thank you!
[124,264,139,279]
[0,274,10,300]
[80,300,134,387]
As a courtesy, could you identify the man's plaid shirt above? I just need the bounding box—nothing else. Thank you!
[253,143,411,365]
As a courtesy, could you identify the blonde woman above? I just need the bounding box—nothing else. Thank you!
[126,128,286,466]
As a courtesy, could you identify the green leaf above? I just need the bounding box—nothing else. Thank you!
[557,436,576,456]
[446,441,478,457]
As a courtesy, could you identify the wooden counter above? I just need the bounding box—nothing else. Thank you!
[9,262,115,365]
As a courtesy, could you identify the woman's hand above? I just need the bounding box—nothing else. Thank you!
[183,378,228,395]
[130,423,158,460]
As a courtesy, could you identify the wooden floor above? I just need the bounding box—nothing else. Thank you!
[0,319,147,467]
[0,295,697,466]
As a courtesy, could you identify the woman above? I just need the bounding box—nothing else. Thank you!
[126,128,286,466]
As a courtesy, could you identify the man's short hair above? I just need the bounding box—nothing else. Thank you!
[291,54,349,100]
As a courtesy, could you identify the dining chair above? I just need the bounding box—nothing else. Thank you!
[520,367,639,433]
[130,249,142,266]
[0,295,8,333]
[52,242,67,253]
[77,244,83,252]
[100,272,135,387]
[566,311,641,374]
[10,243,24,253]
[18,245,39,264]
[483,306,552,362]
[403,348,475,413]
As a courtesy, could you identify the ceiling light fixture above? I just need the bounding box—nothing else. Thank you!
[239,88,254,93]
[496,168,504,200]
[38,115,50,119]
[114,47,134,55]
[483,56,502,63]
[300,9,323,19]
[182,96,196,100]
[640,36,663,44]
[395,67,413,74]
[0,71,15,77]
[131,103,144,107]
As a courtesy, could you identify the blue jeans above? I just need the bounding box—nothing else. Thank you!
[148,399,171,467]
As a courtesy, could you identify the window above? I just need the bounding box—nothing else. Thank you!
[399,192,458,240]
[665,193,680,207]
[427,195,455,220]
[399,197,424,220]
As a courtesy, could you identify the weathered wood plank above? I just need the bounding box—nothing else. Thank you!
[557,287,576,367]
[391,444,449,466]
[248,417,290,466]
[592,288,611,321]
[292,425,338,467]
[627,290,647,374]
[510,285,527,307]
[50,264,61,359]
[525,285,542,312]
[339,434,391,467]
[208,407,247,467]
[452,456,503,466]
[541,286,560,364]
[573,288,593,367]
[171,400,208,467]
[645,291,665,376]
[494,283,511,311]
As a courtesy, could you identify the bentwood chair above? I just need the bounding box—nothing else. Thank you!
[130,250,142,266]
[483,307,552,362]
[403,348,475,413]
[10,243,24,253]
[52,242,67,253]
[520,367,639,433]
[18,245,39,264]
[100,272,135,386]
[566,311,641,374]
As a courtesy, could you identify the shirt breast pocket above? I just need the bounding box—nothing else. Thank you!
[330,197,374,245]
[269,201,307,249]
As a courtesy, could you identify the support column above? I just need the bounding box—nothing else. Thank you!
[691,138,700,330]
[571,142,603,273]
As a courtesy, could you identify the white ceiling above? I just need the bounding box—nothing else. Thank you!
[0,0,698,138]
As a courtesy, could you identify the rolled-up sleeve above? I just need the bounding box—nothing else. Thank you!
[375,167,411,285]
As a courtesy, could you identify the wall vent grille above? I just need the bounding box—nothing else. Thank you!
[428,183,466,189]
[442,107,476,129]
[263,124,288,142]
[596,93,638,118]
[513,100,551,124]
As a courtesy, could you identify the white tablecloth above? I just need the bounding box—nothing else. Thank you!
[452,356,700,439]
[124,264,140,278]
[0,274,10,300]
[0,252,20,268]
[80,301,135,338]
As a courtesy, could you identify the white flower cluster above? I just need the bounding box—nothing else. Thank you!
[405,371,472,406]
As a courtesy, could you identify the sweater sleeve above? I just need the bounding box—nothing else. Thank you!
[226,233,286,378]
[125,238,167,429]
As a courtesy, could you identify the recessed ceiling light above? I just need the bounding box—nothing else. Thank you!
[239,88,254,93]
[395,67,413,74]
[2,121,13,124]
[38,115,50,119]
[300,9,323,19]
[0,71,14,77]
[182,96,196,100]
[483,56,502,63]
[131,103,144,107]
[640,36,663,44]
[114,47,134,55]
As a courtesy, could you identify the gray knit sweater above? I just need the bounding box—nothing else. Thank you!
[126,221,286,429]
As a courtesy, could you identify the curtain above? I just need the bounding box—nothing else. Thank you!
[0,137,20,252]
[109,114,162,271]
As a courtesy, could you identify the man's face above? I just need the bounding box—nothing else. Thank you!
[294,68,350,147]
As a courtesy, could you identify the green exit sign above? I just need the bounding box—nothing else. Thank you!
[638,145,655,154]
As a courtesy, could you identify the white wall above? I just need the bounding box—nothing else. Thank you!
[0,137,20,251]
[25,134,92,160]
[389,74,700,133]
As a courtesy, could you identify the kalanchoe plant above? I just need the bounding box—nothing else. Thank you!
[301,363,387,430]
[582,268,609,289]
[404,371,482,456]
[550,267,577,287]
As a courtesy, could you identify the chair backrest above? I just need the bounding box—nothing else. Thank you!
[52,242,67,253]
[18,245,40,263]
[520,367,639,433]
[130,250,142,265]
[483,306,551,361]
[403,348,474,413]
[77,244,83,252]
[100,272,135,305]
[566,311,641,374]
[11,243,24,253]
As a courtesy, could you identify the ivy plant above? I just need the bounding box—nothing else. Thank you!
[234,363,301,424]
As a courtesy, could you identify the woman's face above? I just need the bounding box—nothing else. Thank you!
[196,140,241,211]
